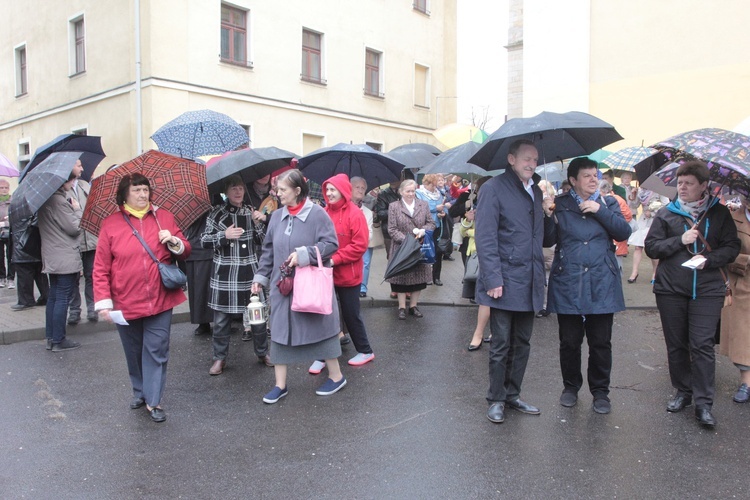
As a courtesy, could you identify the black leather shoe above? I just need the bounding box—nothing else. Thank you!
[666,394,692,413]
[130,397,146,410]
[535,309,549,318]
[67,316,80,326]
[408,306,423,318]
[11,303,34,311]
[695,405,716,428]
[398,308,406,320]
[433,279,443,286]
[149,408,167,423]
[560,390,578,407]
[506,398,541,415]
[593,398,611,414]
[487,402,505,423]
[194,323,212,336]
[467,343,481,352]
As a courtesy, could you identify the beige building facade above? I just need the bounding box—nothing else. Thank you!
[509,0,750,148]
[0,0,457,185]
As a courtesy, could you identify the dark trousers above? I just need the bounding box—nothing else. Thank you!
[212,310,269,360]
[46,273,78,343]
[117,309,172,408]
[186,260,213,325]
[335,285,373,354]
[68,250,95,319]
[558,313,614,399]
[655,294,723,407]
[0,239,13,280]
[15,262,48,306]
[487,309,534,403]
[431,227,444,281]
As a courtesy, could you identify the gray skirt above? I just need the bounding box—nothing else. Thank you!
[270,335,342,365]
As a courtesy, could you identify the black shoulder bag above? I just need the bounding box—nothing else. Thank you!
[122,212,187,290]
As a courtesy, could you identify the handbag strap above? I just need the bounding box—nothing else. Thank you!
[312,245,323,268]
[683,215,729,284]
[122,211,161,265]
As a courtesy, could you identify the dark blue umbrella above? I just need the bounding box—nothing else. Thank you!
[418,142,487,179]
[151,109,248,160]
[205,146,298,194]
[297,143,404,189]
[19,134,105,182]
[387,144,440,170]
[469,111,623,171]
[10,151,83,227]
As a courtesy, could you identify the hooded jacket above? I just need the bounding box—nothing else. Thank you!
[323,173,369,287]
[645,198,740,299]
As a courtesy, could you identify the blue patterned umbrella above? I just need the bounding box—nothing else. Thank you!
[151,110,248,160]
[9,151,83,227]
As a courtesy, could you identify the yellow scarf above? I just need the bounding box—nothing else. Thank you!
[123,203,150,219]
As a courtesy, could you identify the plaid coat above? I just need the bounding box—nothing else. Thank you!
[201,202,265,314]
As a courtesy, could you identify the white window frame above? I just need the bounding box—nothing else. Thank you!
[413,62,431,109]
[239,123,252,147]
[413,0,430,16]
[14,42,27,97]
[219,2,253,68]
[18,138,31,170]
[364,46,385,98]
[301,28,326,85]
[68,12,86,76]
[71,124,89,135]
[364,141,383,152]
[301,131,326,155]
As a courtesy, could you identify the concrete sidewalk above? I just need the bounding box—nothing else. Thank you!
[0,246,658,344]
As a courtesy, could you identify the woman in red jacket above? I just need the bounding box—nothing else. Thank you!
[94,173,191,423]
[309,173,374,372]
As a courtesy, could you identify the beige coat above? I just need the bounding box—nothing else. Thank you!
[720,210,750,366]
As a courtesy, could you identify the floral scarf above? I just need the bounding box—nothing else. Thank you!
[676,192,709,221]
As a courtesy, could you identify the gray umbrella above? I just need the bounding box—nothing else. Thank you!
[418,142,487,179]
[387,145,439,170]
[205,146,298,193]
[469,111,623,171]
[9,151,83,227]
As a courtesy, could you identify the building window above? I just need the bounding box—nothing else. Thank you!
[414,63,430,108]
[365,142,383,152]
[220,4,249,66]
[69,16,86,75]
[302,133,324,155]
[364,48,383,98]
[18,140,31,171]
[413,0,430,15]
[239,124,251,148]
[301,29,325,84]
[15,45,27,96]
[72,127,88,136]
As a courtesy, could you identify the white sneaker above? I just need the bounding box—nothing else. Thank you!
[0,279,5,288]
[308,360,326,375]
[348,352,375,366]
[7,280,14,289]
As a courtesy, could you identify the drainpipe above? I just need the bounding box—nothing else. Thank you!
[135,0,143,153]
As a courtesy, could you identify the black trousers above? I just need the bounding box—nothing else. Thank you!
[335,285,372,354]
[185,259,213,325]
[15,262,48,306]
[486,309,534,403]
[68,250,96,319]
[655,294,723,407]
[431,226,444,281]
[558,313,614,399]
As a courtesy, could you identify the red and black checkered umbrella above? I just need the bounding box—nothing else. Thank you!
[81,150,211,236]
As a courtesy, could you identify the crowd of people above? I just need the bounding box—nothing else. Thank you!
[2,140,750,429]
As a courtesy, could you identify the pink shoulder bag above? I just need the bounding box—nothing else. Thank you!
[291,246,333,315]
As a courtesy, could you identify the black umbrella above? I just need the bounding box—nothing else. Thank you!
[387,145,439,170]
[469,111,623,171]
[19,134,105,182]
[298,143,404,189]
[205,147,297,194]
[10,151,83,227]
[418,142,487,180]
[382,234,423,281]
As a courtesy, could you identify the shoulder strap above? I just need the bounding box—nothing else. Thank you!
[122,212,160,265]
[683,215,729,284]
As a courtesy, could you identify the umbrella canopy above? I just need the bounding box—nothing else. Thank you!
[650,158,750,198]
[9,152,83,227]
[81,150,211,236]
[151,110,248,160]
[382,234,423,280]
[433,123,488,149]
[389,142,442,156]
[0,153,19,177]
[297,143,404,189]
[536,161,567,183]
[654,128,750,173]
[387,145,439,170]
[469,111,623,171]
[602,146,673,181]
[19,134,105,182]
[587,149,612,163]
[205,147,297,194]
[417,142,487,179]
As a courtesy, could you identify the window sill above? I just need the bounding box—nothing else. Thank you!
[413,104,430,110]
[413,6,431,16]
[364,91,385,99]
[219,58,254,70]
[301,76,327,86]
[69,71,86,79]
[15,92,28,99]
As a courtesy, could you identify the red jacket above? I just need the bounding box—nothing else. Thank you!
[323,174,368,287]
[93,207,191,320]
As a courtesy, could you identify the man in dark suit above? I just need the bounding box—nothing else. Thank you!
[475,139,556,424]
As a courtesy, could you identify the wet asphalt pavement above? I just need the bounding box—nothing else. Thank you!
[1,306,749,499]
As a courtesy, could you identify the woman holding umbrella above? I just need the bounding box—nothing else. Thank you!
[416,174,450,286]
[94,173,191,423]
[645,161,740,428]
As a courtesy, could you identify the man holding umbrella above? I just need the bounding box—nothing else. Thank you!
[475,140,556,424]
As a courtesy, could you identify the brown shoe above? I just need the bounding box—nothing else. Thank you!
[209,360,226,375]
[259,355,274,367]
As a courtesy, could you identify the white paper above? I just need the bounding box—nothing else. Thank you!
[681,255,707,269]
[109,310,129,325]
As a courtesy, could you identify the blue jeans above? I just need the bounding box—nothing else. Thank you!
[45,273,79,344]
[360,247,373,294]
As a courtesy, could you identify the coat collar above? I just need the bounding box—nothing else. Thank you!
[280,198,314,222]
[501,167,541,192]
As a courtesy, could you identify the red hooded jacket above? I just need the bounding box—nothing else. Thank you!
[323,173,369,287]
